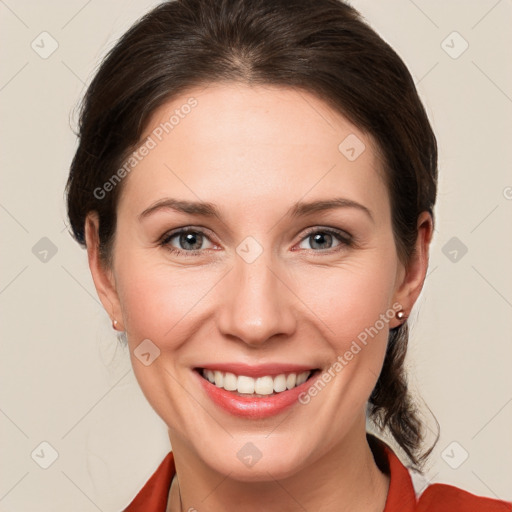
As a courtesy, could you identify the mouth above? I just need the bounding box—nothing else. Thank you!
[194,367,321,397]
[193,365,322,420]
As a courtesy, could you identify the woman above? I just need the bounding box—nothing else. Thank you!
[65,0,511,510]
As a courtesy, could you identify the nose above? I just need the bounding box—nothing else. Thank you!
[217,251,297,347]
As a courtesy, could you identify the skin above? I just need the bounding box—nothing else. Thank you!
[85,82,432,512]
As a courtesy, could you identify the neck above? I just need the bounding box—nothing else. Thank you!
[167,426,390,512]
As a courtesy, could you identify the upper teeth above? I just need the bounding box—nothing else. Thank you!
[201,369,312,395]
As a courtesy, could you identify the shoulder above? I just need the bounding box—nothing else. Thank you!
[416,483,511,511]
[367,434,511,512]
[123,451,176,512]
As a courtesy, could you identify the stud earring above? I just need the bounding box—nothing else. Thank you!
[112,319,119,330]
[396,310,406,321]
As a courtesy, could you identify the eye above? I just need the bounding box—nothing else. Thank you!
[159,226,353,257]
[160,228,215,256]
[296,228,352,252]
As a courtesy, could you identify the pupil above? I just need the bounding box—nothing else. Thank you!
[181,232,202,250]
[312,233,331,249]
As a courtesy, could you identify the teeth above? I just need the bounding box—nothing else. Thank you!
[223,372,237,391]
[272,374,287,393]
[201,369,313,395]
[214,370,223,387]
[237,375,255,394]
[286,373,297,390]
[256,376,274,394]
[296,372,309,386]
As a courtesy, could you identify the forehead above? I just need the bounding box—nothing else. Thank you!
[118,82,389,220]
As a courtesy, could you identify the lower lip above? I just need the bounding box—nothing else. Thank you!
[194,369,321,419]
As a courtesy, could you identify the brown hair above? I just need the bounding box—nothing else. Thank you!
[66,0,438,466]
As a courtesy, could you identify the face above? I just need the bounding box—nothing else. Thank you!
[87,82,428,480]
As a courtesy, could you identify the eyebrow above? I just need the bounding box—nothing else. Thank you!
[138,197,374,223]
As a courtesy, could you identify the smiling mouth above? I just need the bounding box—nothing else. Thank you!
[195,368,320,397]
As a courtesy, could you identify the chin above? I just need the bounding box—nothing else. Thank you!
[198,436,313,482]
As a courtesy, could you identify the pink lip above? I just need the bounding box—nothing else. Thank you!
[197,362,317,378]
[193,368,321,419]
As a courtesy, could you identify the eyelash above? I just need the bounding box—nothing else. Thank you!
[159,226,353,257]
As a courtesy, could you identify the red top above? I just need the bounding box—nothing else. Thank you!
[123,438,511,511]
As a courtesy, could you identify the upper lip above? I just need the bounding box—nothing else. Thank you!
[196,363,319,378]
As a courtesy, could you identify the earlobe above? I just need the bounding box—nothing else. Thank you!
[391,211,433,328]
[84,212,124,331]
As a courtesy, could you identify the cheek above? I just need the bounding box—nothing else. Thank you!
[113,239,398,438]
[114,256,221,419]
[297,254,398,342]
[116,239,399,346]
[294,250,398,397]
[117,260,216,343]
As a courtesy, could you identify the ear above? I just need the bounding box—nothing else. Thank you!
[390,211,433,328]
[85,212,124,331]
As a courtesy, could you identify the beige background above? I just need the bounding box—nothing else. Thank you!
[1,0,511,510]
